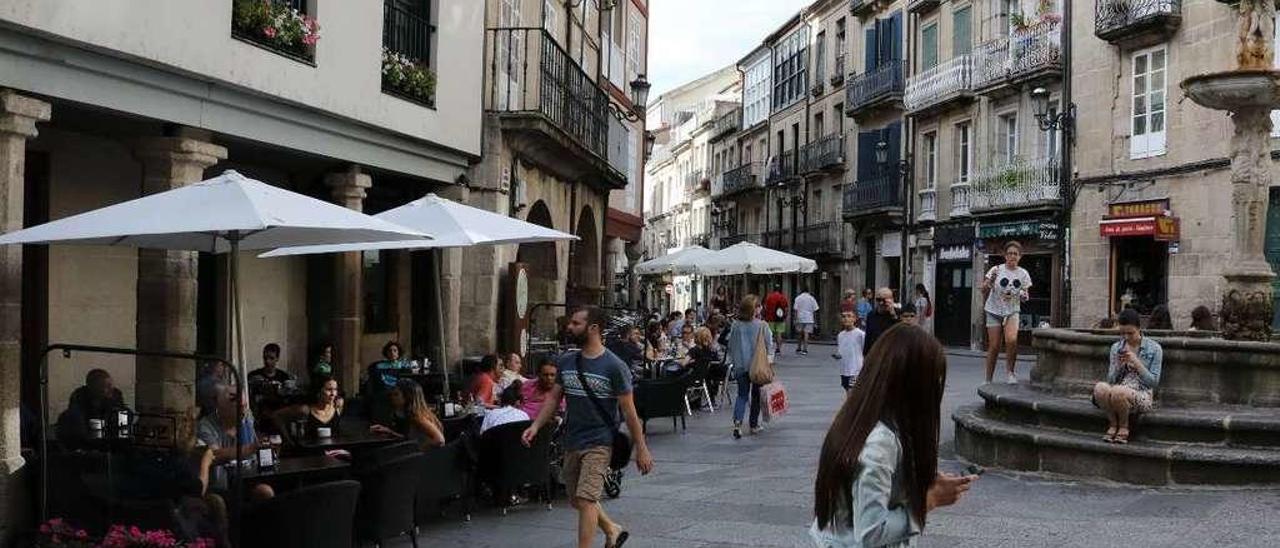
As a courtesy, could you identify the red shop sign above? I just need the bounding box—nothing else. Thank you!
[1099,216,1180,240]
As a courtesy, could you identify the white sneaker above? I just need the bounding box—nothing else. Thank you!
[1006,373,1018,384]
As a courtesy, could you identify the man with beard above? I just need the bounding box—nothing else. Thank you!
[862,287,901,357]
[524,306,654,548]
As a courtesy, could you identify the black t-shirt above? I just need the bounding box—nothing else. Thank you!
[247,367,294,385]
[863,310,901,357]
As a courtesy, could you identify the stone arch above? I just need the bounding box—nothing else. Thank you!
[517,200,559,337]
[569,205,601,305]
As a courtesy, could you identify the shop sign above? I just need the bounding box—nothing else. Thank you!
[1099,216,1180,240]
[938,245,971,262]
[977,221,1060,240]
[1107,198,1170,219]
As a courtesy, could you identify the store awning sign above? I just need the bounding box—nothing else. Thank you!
[1107,198,1170,219]
[938,245,971,261]
[1099,216,1180,240]
[977,220,1059,240]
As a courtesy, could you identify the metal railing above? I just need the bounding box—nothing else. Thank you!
[685,169,708,194]
[950,181,972,217]
[799,222,842,255]
[918,188,937,222]
[713,107,742,138]
[970,157,1060,211]
[722,162,763,195]
[767,150,798,183]
[973,19,1061,89]
[720,233,761,248]
[763,229,791,250]
[905,55,971,112]
[486,27,610,161]
[831,55,846,86]
[1095,0,1180,39]
[384,1,434,64]
[847,60,905,113]
[843,173,903,215]
[801,134,846,173]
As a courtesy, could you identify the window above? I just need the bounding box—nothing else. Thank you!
[1043,100,1061,159]
[627,9,643,77]
[497,0,524,110]
[813,189,824,222]
[835,18,847,77]
[921,23,938,70]
[814,112,825,139]
[815,31,827,86]
[743,56,772,127]
[363,250,392,332]
[772,29,809,110]
[999,0,1016,37]
[923,131,938,189]
[997,112,1018,165]
[955,121,972,183]
[1131,46,1167,159]
[953,6,972,56]
[543,0,557,35]
[834,104,844,134]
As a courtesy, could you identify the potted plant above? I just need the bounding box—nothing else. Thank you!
[382,48,437,107]
[232,0,321,61]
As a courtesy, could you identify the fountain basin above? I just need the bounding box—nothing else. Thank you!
[1181,70,1280,111]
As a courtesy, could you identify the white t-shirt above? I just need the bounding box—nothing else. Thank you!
[837,328,865,377]
[479,405,530,435]
[794,293,820,324]
[984,265,1032,316]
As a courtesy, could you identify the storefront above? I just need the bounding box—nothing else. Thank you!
[976,218,1062,329]
[933,223,976,347]
[1099,199,1180,315]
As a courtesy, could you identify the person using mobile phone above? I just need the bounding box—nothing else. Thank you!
[1092,308,1163,444]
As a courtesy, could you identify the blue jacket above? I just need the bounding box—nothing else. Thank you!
[1107,336,1163,389]
[726,319,774,380]
[810,422,920,547]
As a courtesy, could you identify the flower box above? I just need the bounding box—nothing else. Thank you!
[231,0,321,63]
[382,48,436,108]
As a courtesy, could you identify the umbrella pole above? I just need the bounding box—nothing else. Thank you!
[434,248,449,401]
[231,235,247,401]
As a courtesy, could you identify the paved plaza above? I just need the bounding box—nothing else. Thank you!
[414,347,1280,548]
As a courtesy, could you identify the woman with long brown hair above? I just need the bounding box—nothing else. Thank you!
[370,379,444,449]
[811,325,976,546]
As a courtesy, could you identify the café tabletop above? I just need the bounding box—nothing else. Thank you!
[293,418,403,451]
[240,454,350,480]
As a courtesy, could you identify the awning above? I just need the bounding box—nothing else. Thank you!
[1099,216,1180,240]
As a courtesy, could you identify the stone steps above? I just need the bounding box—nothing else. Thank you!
[953,403,1280,485]
[977,383,1280,449]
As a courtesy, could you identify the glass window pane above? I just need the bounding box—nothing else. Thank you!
[1151,71,1165,91]
[1152,111,1165,132]
[1151,91,1165,111]
[1152,49,1165,70]
[1134,116,1146,135]
[1134,75,1146,94]
[1135,54,1148,75]
[1134,95,1146,115]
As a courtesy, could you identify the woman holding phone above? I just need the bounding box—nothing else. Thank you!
[981,241,1032,384]
[1093,308,1163,444]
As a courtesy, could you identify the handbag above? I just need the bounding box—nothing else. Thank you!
[748,324,775,385]
[575,352,633,471]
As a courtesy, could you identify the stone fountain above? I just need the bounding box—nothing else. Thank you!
[952,0,1280,485]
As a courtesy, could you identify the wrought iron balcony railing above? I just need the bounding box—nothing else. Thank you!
[713,107,742,138]
[685,169,707,195]
[918,188,937,222]
[798,222,842,255]
[950,181,972,217]
[763,229,793,251]
[904,55,972,112]
[970,157,1061,212]
[972,19,1061,90]
[800,134,846,173]
[843,173,903,216]
[847,60,905,115]
[1094,0,1181,44]
[831,56,846,86]
[721,162,764,196]
[766,150,799,184]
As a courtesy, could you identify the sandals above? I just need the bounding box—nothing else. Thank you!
[606,530,630,548]
[1113,428,1130,444]
[1103,427,1117,442]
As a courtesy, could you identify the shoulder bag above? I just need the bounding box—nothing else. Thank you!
[748,322,775,385]
[575,352,633,470]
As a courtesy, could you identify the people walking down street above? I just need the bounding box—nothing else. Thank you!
[982,241,1033,384]
[764,284,790,355]
[812,325,977,547]
[840,289,857,315]
[914,284,934,334]
[862,288,900,357]
[1093,309,1163,445]
[727,294,775,439]
[794,287,820,355]
[856,288,874,324]
[832,311,865,392]
[523,306,653,548]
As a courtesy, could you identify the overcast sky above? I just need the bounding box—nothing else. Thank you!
[648,0,812,98]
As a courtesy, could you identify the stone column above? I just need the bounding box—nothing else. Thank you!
[326,167,371,391]
[0,89,49,545]
[132,131,225,413]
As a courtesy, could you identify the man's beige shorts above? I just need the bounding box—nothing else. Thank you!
[562,445,611,502]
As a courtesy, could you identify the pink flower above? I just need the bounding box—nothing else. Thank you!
[39,523,51,534]
[263,26,278,38]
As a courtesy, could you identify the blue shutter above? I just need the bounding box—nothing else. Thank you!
[856,130,878,181]
[864,27,878,72]
[888,11,903,63]
[886,122,902,166]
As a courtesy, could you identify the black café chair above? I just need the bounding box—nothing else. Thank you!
[684,358,716,413]
[635,376,690,433]
[478,420,553,515]
[242,480,361,548]
[415,438,474,525]
[355,453,427,548]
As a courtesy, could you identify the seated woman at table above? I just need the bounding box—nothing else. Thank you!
[643,322,669,362]
[371,379,444,449]
[480,382,531,435]
[1093,308,1163,444]
[271,376,344,441]
[496,352,527,391]
[519,355,564,420]
[685,326,721,382]
[196,381,275,501]
[469,354,501,408]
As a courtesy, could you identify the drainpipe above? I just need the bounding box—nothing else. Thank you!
[1058,0,1075,327]
[900,10,915,300]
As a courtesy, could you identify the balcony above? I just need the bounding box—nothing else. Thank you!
[970,157,1061,213]
[712,107,742,139]
[685,169,709,195]
[382,1,437,107]
[831,56,846,86]
[846,60,904,118]
[767,150,800,184]
[800,134,846,174]
[907,0,941,14]
[850,0,887,16]
[843,174,904,219]
[904,55,973,114]
[973,19,1062,93]
[950,181,972,217]
[721,162,765,196]
[918,187,937,222]
[1095,0,1181,46]
[763,229,790,251]
[720,232,761,248]
[485,27,624,189]
[799,222,842,256]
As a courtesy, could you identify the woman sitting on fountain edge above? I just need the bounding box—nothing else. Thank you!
[1093,309,1163,444]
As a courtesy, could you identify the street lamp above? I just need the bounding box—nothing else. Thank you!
[1030,87,1076,138]
[875,139,912,299]
[608,74,651,123]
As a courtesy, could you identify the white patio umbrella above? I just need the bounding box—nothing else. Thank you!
[691,242,818,276]
[258,193,578,397]
[634,245,711,276]
[0,170,432,386]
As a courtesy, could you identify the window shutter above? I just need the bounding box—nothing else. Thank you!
[922,25,938,70]
[888,11,903,62]
[886,122,902,167]
[954,7,972,56]
[864,27,878,72]
[857,130,878,181]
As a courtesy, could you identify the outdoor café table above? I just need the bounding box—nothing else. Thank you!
[240,454,350,487]
[293,418,402,452]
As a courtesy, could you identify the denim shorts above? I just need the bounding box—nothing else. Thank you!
[985,311,1019,328]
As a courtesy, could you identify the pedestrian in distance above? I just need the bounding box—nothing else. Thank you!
[982,240,1033,384]
[840,289,858,315]
[794,287,820,356]
[726,294,775,439]
[913,283,934,334]
[522,306,653,548]
[764,284,790,355]
[812,324,977,547]
[899,303,918,327]
[862,288,900,357]
[831,311,865,392]
[855,288,874,324]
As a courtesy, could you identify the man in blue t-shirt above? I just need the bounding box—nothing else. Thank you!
[524,306,653,548]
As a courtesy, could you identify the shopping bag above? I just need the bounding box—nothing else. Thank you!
[762,382,789,419]
[749,326,775,384]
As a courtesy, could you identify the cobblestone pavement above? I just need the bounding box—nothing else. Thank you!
[407,346,1280,548]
